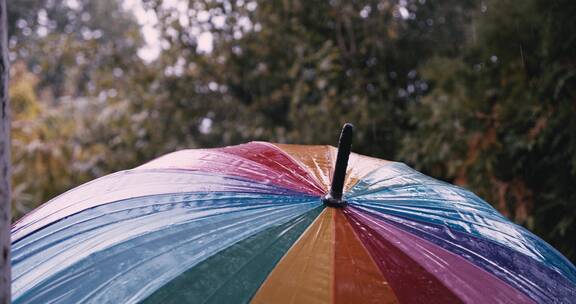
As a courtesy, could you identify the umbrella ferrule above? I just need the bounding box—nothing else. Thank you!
[323,123,353,208]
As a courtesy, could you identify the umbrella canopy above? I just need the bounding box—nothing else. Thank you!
[11,126,576,304]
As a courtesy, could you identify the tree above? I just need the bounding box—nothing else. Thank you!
[7,0,148,219]
[401,0,576,260]
[144,0,475,157]
[5,0,576,263]
[0,0,10,300]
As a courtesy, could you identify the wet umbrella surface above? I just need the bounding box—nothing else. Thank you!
[11,125,576,303]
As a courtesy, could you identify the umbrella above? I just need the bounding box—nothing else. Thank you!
[11,124,576,303]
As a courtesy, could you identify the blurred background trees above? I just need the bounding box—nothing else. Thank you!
[6,0,576,261]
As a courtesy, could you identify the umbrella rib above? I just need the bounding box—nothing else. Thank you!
[257,142,327,194]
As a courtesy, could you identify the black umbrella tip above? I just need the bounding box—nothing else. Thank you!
[340,124,354,147]
[322,123,354,208]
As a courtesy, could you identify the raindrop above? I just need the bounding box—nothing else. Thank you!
[367,57,377,67]
[397,7,410,19]
[232,46,243,55]
[32,65,42,74]
[197,11,210,22]
[208,82,219,91]
[418,81,429,91]
[360,5,371,18]
[199,118,213,134]
[16,19,27,29]
[37,27,48,37]
[398,88,407,98]
[367,83,376,92]
[65,0,80,10]
[407,84,415,94]
[108,89,118,98]
[246,2,257,11]
[212,15,226,28]
[93,30,103,39]
[98,91,108,101]
[113,68,124,78]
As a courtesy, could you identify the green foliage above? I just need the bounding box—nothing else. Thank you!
[6,0,576,261]
[402,0,576,259]
[144,0,474,157]
[9,62,136,216]
[8,0,145,217]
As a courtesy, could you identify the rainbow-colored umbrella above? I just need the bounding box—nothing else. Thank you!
[11,125,576,303]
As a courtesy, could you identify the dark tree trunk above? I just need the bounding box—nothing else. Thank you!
[0,0,10,302]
